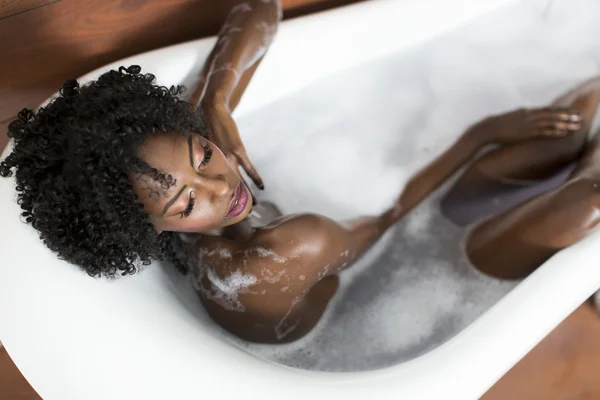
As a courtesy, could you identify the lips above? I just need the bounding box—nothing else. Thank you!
[226,181,249,219]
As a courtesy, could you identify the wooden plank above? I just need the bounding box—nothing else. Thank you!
[0,0,59,21]
[483,302,600,400]
[0,346,42,400]
[0,0,363,151]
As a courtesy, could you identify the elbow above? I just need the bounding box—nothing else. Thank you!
[275,0,283,23]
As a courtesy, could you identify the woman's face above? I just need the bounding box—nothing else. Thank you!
[132,132,252,233]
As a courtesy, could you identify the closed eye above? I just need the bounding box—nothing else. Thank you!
[200,143,213,168]
[180,194,195,219]
[188,135,213,169]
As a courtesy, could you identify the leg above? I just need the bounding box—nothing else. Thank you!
[322,105,583,269]
[442,77,600,225]
[397,109,578,216]
[466,136,600,280]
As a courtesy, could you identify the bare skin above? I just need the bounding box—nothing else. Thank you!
[188,0,282,192]
[467,129,600,279]
[132,2,600,342]
[136,79,600,343]
[442,77,600,225]
[447,77,600,279]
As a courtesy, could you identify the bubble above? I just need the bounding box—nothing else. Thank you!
[216,0,599,371]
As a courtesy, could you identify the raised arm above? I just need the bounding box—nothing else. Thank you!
[189,1,282,189]
[189,0,281,110]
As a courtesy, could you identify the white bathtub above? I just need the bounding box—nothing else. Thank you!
[2,0,600,398]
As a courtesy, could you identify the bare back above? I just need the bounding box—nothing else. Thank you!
[184,213,358,343]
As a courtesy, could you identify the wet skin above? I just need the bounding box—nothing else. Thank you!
[134,1,600,342]
[132,76,600,343]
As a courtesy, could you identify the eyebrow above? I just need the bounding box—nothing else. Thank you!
[188,135,194,168]
[162,184,188,216]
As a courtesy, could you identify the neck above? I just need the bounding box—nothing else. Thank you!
[222,219,254,240]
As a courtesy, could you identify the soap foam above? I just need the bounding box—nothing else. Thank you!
[202,0,600,371]
[230,2,252,13]
[204,268,257,312]
[252,247,288,263]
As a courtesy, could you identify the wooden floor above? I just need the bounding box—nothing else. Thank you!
[2,301,600,399]
[483,301,600,400]
[0,344,42,400]
[2,1,600,399]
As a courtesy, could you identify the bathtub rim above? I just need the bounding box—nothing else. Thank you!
[4,0,599,399]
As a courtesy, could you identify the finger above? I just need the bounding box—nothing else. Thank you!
[527,107,568,117]
[226,152,258,203]
[549,112,583,122]
[234,149,265,190]
[539,128,569,137]
[226,153,240,169]
[552,112,583,122]
[218,114,264,189]
[529,108,582,122]
[240,175,258,206]
[535,120,581,131]
[239,159,264,190]
[527,108,563,120]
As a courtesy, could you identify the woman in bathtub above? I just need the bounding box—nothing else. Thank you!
[2,0,600,343]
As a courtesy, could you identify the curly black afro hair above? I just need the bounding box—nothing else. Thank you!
[0,65,207,278]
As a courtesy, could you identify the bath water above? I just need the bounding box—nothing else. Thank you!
[164,0,600,371]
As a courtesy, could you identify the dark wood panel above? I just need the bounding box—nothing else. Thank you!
[0,346,42,400]
[0,0,59,20]
[3,2,600,400]
[0,0,363,151]
[483,301,600,400]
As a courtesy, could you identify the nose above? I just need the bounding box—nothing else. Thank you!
[197,173,230,200]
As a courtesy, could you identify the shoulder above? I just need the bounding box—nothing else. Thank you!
[190,215,348,342]
[257,213,347,259]
[242,213,350,290]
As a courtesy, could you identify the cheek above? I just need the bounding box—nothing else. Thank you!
[160,218,211,233]
[159,210,225,233]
